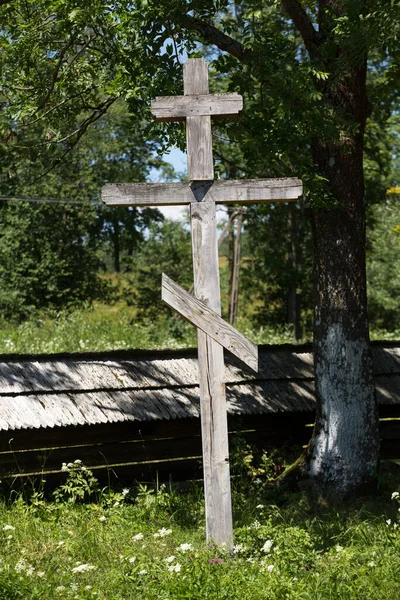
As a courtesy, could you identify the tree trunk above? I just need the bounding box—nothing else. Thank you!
[305,64,379,494]
[287,203,301,340]
[227,206,235,321]
[112,216,120,273]
[229,209,243,326]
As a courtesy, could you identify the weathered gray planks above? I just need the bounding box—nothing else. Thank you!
[99,56,304,548]
[1,345,400,433]
[183,59,214,180]
[151,93,243,122]
[190,199,233,545]
[161,273,258,371]
[102,178,303,207]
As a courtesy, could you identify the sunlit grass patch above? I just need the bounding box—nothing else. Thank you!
[0,461,400,599]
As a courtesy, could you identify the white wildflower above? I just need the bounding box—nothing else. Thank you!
[15,559,27,573]
[251,520,261,530]
[128,557,136,564]
[168,563,181,573]
[74,459,82,465]
[368,560,375,567]
[177,543,193,552]
[386,519,392,525]
[71,563,96,574]
[165,555,176,563]
[267,564,275,572]
[233,543,245,554]
[26,566,35,576]
[254,478,262,484]
[55,586,66,592]
[154,527,172,538]
[61,463,69,472]
[57,541,65,547]
[99,516,107,522]
[138,569,147,575]
[391,491,399,500]
[37,571,45,578]
[256,504,265,509]
[85,586,92,591]
[335,545,343,553]
[113,501,120,508]
[122,488,130,497]
[3,525,15,531]
[132,533,144,541]
[261,540,274,554]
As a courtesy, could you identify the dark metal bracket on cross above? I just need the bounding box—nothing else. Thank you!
[102,58,302,547]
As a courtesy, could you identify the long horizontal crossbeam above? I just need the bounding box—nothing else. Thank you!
[102,178,303,207]
[161,274,258,372]
[151,94,243,122]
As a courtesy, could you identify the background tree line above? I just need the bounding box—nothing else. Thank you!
[0,95,399,337]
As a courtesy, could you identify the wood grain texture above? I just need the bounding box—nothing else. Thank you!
[186,116,214,180]
[161,273,258,372]
[183,58,209,95]
[102,178,303,206]
[190,199,233,546]
[151,93,243,121]
[184,58,214,180]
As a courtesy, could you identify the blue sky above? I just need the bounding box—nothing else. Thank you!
[154,147,187,220]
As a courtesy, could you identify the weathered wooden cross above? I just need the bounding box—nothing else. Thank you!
[102,58,302,546]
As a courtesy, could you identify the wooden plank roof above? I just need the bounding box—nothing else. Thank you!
[0,342,399,431]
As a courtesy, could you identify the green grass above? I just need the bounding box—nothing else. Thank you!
[0,299,398,355]
[0,304,299,354]
[1,465,400,600]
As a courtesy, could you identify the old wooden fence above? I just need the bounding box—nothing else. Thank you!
[0,342,399,484]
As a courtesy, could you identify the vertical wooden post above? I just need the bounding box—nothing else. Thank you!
[183,59,214,181]
[229,209,243,326]
[184,59,233,546]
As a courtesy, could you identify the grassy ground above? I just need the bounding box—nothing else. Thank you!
[1,462,400,600]
[0,302,299,354]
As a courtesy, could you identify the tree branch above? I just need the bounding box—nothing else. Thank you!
[17,86,98,129]
[33,96,118,182]
[36,34,78,112]
[16,96,117,148]
[178,14,248,62]
[62,34,99,79]
[281,0,323,60]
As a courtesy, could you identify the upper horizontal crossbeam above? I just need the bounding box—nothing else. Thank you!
[102,178,303,207]
[151,94,243,122]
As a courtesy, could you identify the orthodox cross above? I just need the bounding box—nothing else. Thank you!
[102,58,302,547]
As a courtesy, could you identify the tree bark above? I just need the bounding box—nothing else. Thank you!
[304,62,379,494]
[112,215,120,273]
[287,203,301,340]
